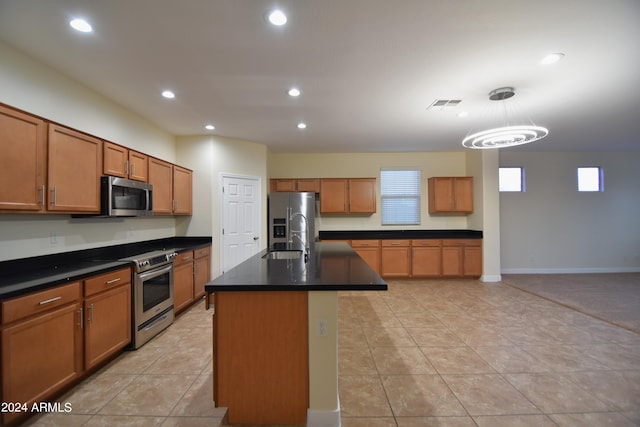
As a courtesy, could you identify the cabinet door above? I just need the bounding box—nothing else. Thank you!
[47,124,102,213]
[320,179,348,213]
[441,246,463,276]
[349,178,376,213]
[48,124,102,213]
[1,303,83,425]
[84,283,131,369]
[463,245,483,277]
[128,150,148,182]
[296,179,320,193]
[353,247,380,274]
[103,141,128,178]
[380,241,411,277]
[411,240,442,277]
[428,177,454,213]
[173,165,192,215]
[194,255,210,299]
[453,177,473,213]
[271,179,296,192]
[0,105,46,212]
[148,157,173,214]
[174,261,194,313]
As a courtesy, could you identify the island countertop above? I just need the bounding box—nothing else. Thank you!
[205,241,387,292]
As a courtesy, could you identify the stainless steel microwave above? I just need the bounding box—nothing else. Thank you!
[100,176,153,217]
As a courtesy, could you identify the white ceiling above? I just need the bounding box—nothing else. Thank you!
[1,0,639,153]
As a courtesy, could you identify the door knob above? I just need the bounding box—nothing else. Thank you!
[253,236,259,241]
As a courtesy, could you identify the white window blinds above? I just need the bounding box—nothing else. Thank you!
[380,169,421,225]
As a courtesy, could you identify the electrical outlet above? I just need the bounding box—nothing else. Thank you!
[316,318,328,336]
[50,231,58,244]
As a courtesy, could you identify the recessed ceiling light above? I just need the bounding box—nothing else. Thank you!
[268,10,287,26]
[161,90,175,99]
[457,111,469,118]
[541,53,565,65]
[69,18,93,33]
[288,87,301,97]
[205,124,215,130]
[297,122,307,129]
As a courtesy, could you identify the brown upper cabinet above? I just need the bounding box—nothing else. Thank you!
[428,177,473,214]
[270,178,320,193]
[0,105,47,212]
[48,124,102,213]
[173,165,193,215]
[319,178,376,214]
[103,141,148,182]
[149,158,192,215]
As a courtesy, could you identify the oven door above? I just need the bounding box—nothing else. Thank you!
[135,263,174,326]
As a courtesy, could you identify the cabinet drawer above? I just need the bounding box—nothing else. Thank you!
[411,239,441,247]
[442,239,482,247]
[2,282,81,324]
[382,239,410,247]
[351,239,380,248]
[175,250,194,265]
[194,246,210,259]
[84,267,131,297]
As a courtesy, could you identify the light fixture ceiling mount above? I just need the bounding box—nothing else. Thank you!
[462,87,549,149]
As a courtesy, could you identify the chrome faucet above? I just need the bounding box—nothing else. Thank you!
[289,211,310,260]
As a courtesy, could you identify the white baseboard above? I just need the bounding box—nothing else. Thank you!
[501,267,640,274]
[307,407,341,427]
[481,274,502,282]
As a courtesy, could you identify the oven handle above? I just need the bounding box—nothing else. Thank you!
[137,263,174,281]
[142,313,170,332]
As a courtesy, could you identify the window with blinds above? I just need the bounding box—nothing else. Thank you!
[380,169,421,225]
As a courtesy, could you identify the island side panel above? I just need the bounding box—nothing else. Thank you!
[213,291,309,424]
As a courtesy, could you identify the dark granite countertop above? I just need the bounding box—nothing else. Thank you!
[0,236,212,299]
[205,242,387,292]
[319,229,482,240]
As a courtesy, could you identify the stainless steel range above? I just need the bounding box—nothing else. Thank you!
[121,250,178,349]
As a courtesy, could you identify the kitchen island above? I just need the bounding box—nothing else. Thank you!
[205,242,387,426]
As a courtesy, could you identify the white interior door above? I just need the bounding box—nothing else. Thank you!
[221,175,262,272]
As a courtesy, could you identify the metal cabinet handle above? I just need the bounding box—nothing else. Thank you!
[88,304,94,323]
[78,307,84,329]
[40,185,45,206]
[131,163,136,176]
[106,277,121,285]
[39,296,62,305]
[124,160,129,175]
[50,187,57,206]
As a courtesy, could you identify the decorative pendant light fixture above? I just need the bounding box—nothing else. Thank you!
[462,87,549,149]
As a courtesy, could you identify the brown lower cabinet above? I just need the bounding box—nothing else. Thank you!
[1,268,132,426]
[329,238,482,279]
[442,239,483,277]
[380,240,412,277]
[174,246,211,314]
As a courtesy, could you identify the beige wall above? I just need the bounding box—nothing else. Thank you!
[268,151,473,231]
[177,135,268,277]
[0,41,177,261]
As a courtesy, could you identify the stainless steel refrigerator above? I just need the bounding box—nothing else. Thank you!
[268,192,315,251]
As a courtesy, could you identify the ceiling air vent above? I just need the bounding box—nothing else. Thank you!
[427,99,461,111]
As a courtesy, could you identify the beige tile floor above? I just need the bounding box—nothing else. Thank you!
[25,276,640,427]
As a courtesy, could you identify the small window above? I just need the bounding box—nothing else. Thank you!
[380,169,421,225]
[499,167,524,192]
[577,167,603,192]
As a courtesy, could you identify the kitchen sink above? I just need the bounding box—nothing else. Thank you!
[263,250,303,260]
